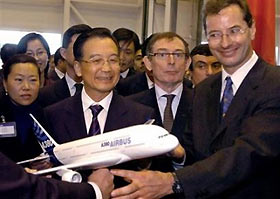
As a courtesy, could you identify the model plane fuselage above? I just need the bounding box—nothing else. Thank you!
[53,125,178,169]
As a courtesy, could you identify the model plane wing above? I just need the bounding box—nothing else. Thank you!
[34,154,122,176]
[17,154,50,165]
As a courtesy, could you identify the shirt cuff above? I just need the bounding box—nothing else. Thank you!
[172,153,186,170]
[87,182,103,199]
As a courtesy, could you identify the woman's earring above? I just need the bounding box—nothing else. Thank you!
[5,90,8,95]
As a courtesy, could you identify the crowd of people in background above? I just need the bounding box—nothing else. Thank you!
[1,0,280,199]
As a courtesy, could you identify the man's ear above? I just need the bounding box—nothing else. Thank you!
[73,61,82,77]
[3,80,7,93]
[184,56,192,72]
[60,48,67,60]
[143,56,153,72]
[250,19,256,40]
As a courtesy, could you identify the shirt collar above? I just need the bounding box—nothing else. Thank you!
[55,68,65,79]
[222,51,258,92]
[82,89,113,113]
[120,68,129,78]
[155,83,183,101]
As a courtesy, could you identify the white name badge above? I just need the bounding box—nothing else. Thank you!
[0,122,17,138]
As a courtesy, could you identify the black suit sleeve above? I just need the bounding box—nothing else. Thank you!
[0,152,96,199]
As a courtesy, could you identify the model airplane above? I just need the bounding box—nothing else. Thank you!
[18,114,179,182]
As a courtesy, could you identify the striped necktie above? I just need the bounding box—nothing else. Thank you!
[221,76,233,117]
[88,105,103,136]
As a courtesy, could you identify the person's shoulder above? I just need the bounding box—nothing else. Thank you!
[117,94,154,112]
[44,95,77,113]
[127,88,152,101]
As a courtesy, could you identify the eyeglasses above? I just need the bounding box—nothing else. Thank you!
[26,50,47,58]
[149,52,188,60]
[80,56,120,67]
[206,26,247,43]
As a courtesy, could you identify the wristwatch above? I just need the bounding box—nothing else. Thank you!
[171,172,184,194]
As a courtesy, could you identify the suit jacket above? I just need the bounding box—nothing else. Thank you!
[127,83,192,145]
[127,84,193,172]
[38,77,70,107]
[176,58,280,199]
[44,91,155,143]
[116,72,149,96]
[44,91,155,186]
[0,152,95,199]
[48,70,61,81]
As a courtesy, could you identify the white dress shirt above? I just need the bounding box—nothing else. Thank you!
[145,72,154,89]
[81,89,113,134]
[65,73,82,96]
[54,67,65,79]
[120,68,130,78]
[220,51,258,100]
[154,84,183,122]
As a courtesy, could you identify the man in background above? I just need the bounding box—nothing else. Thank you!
[112,28,140,79]
[188,43,222,86]
[48,47,67,82]
[38,24,91,107]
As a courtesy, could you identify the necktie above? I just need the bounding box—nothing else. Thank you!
[88,105,103,136]
[163,94,175,132]
[221,76,233,117]
[74,83,83,96]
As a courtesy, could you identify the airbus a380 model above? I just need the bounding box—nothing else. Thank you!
[19,114,179,182]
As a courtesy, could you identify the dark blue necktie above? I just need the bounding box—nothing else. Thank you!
[74,83,83,96]
[221,76,233,117]
[88,105,103,136]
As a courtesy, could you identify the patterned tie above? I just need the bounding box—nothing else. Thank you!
[74,83,83,96]
[221,76,233,117]
[163,94,175,132]
[88,105,103,136]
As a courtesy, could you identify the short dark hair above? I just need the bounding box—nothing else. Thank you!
[203,0,253,34]
[3,54,40,81]
[17,33,51,59]
[141,33,158,57]
[74,27,120,61]
[146,32,189,57]
[0,43,17,65]
[54,47,64,66]
[189,44,213,71]
[112,28,140,53]
[62,24,92,49]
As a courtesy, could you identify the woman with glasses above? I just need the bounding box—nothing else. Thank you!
[17,33,51,87]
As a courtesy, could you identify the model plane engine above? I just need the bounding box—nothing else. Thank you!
[57,169,82,183]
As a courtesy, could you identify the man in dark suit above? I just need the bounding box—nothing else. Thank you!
[110,1,280,199]
[38,24,91,107]
[48,47,66,83]
[45,28,156,188]
[116,34,155,96]
[0,152,114,199]
[45,28,154,143]
[127,32,192,154]
[112,28,140,79]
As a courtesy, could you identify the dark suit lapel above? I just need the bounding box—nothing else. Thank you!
[206,75,222,140]
[212,59,264,141]
[55,77,71,99]
[64,94,87,140]
[104,92,128,132]
[172,85,192,142]
[149,88,163,126]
